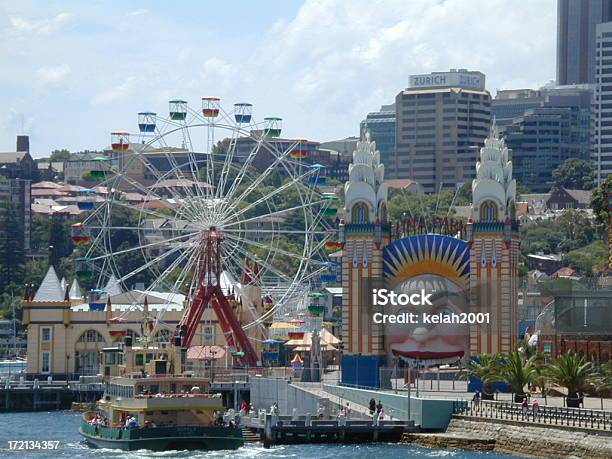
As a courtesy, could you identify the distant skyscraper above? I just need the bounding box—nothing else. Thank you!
[360,104,396,177]
[494,85,593,192]
[557,0,612,85]
[395,69,491,192]
[594,21,612,183]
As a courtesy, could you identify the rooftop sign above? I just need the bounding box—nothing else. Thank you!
[409,70,486,90]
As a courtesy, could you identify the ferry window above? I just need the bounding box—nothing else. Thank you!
[41,327,52,342]
[41,351,51,373]
[146,353,154,363]
[135,354,144,366]
[105,353,116,365]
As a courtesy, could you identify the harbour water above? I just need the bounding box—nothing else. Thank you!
[0,411,526,458]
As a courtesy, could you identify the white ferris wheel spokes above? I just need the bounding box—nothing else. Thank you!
[74,97,338,346]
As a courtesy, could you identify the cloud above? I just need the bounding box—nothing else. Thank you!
[8,12,73,34]
[0,0,557,155]
[91,77,138,106]
[36,64,71,84]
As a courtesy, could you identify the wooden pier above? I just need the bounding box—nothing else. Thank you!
[0,379,103,412]
[242,412,417,448]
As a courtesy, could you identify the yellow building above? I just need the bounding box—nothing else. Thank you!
[23,267,231,377]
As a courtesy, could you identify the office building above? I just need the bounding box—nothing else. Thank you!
[595,21,612,182]
[360,104,396,177]
[493,85,593,191]
[557,0,612,85]
[395,69,491,192]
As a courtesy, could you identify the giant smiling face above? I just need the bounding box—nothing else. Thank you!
[384,274,469,363]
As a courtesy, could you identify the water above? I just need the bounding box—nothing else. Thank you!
[0,412,525,458]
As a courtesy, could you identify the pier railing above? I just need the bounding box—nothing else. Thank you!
[453,399,612,431]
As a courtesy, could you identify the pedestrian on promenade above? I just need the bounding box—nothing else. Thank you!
[532,398,540,420]
[521,396,529,419]
[472,390,481,410]
[345,402,351,418]
[369,398,376,416]
[376,400,383,416]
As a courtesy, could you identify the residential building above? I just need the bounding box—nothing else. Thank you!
[557,0,612,85]
[595,20,612,183]
[360,104,396,176]
[0,176,31,251]
[395,69,491,192]
[63,151,107,184]
[546,187,592,209]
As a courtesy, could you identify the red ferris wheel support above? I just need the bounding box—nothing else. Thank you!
[175,228,259,367]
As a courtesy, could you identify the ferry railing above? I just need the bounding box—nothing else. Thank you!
[452,399,612,431]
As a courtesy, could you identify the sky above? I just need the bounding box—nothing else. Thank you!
[0,0,556,158]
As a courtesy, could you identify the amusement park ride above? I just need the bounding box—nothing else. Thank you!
[70,97,340,366]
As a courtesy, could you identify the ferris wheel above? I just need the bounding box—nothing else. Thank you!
[70,97,340,364]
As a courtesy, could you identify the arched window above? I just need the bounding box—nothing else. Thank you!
[352,202,369,223]
[78,329,106,343]
[479,201,498,222]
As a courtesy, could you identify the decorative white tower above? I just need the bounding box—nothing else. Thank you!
[466,125,519,355]
[340,131,389,355]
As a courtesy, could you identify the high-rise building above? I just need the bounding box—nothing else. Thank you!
[493,85,593,191]
[360,104,396,177]
[395,69,491,192]
[557,0,612,85]
[595,21,612,183]
[0,176,31,251]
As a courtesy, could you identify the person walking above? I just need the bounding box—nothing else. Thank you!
[521,396,529,419]
[472,390,481,411]
[369,398,376,416]
[532,398,540,420]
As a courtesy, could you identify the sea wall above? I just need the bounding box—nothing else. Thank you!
[438,416,612,458]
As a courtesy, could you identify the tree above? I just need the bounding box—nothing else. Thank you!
[495,351,539,402]
[544,352,596,408]
[459,354,500,400]
[564,240,608,275]
[50,149,71,162]
[590,174,612,237]
[552,158,595,190]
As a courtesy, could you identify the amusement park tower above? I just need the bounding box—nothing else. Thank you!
[339,131,390,355]
[466,125,519,354]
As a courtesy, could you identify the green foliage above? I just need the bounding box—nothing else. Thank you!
[520,209,597,271]
[552,158,595,190]
[387,188,470,221]
[459,353,500,397]
[495,351,539,399]
[0,202,25,296]
[544,352,596,402]
[49,149,71,162]
[564,240,608,275]
[590,174,612,237]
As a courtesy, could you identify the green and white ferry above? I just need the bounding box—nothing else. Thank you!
[79,336,243,451]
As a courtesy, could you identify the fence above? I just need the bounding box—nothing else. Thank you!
[453,399,612,431]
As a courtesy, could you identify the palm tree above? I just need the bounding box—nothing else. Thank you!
[496,351,538,402]
[544,352,596,408]
[459,354,500,400]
